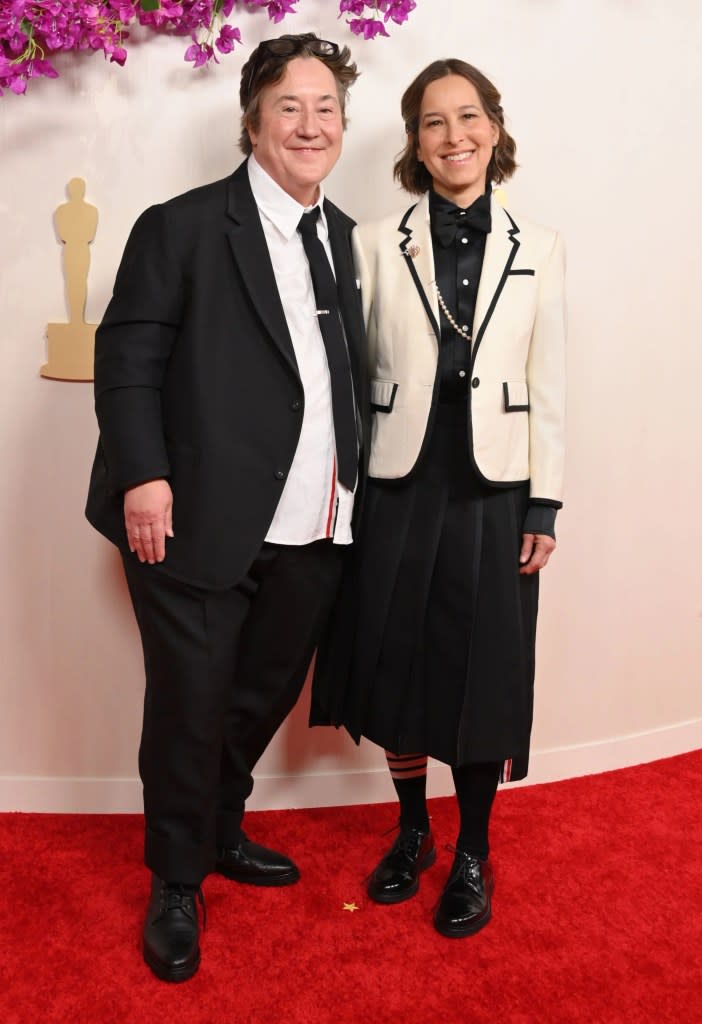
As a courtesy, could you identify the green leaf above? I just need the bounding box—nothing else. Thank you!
[139,0,161,12]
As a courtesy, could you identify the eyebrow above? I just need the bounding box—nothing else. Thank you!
[275,93,339,104]
[422,104,481,118]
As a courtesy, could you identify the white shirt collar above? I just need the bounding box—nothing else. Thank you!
[247,154,326,241]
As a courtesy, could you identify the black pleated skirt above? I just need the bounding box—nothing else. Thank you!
[312,401,539,780]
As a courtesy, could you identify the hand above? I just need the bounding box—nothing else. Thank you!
[124,479,174,564]
[519,532,556,575]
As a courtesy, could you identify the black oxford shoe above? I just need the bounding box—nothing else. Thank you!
[216,834,300,887]
[143,875,203,982]
[433,850,494,938]
[367,827,436,904]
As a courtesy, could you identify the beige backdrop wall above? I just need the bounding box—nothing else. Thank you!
[1,0,701,813]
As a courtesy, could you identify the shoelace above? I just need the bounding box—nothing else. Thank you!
[394,831,427,856]
[158,884,207,929]
[445,845,482,886]
[366,823,431,888]
[428,846,484,914]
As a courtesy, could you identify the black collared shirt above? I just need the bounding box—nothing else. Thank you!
[430,189,491,403]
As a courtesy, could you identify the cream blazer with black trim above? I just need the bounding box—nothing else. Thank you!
[352,192,566,503]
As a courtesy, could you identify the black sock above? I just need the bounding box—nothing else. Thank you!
[386,752,430,832]
[452,761,501,860]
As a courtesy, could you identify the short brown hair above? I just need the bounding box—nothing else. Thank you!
[394,59,517,195]
[239,33,359,156]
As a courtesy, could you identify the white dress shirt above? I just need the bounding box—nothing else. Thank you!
[247,155,355,546]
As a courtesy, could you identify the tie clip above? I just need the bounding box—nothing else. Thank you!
[315,309,330,316]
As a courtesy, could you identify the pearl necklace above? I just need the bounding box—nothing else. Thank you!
[435,285,472,342]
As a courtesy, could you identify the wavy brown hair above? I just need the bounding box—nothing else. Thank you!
[239,34,359,156]
[394,59,517,194]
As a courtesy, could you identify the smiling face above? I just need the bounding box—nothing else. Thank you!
[416,74,499,207]
[247,56,343,206]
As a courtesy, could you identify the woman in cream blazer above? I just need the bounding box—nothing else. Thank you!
[312,59,566,939]
[357,191,565,499]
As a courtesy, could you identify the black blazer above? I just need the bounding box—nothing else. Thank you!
[86,160,369,588]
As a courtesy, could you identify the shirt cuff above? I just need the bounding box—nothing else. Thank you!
[523,503,558,540]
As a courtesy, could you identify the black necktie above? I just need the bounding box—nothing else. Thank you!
[432,197,492,247]
[297,208,358,490]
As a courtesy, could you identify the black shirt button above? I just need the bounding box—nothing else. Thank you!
[471,377,480,388]
[274,470,286,480]
[291,399,301,411]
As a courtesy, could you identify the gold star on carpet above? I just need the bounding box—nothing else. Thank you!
[342,902,359,913]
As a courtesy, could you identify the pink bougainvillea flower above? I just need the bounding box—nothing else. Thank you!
[113,3,139,22]
[266,0,298,22]
[108,43,128,65]
[342,0,415,38]
[7,28,29,54]
[383,0,416,23]
[215,22,241,54]
[36,2,64,16]
[184,39,215,67]
[349,17,389,39]
[27,57,60,79]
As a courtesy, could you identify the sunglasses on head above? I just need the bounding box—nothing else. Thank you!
[242,36,340,107]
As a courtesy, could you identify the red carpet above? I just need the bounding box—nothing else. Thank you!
[2,751,701,1023]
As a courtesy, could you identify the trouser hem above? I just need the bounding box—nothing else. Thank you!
[145,828,214,886]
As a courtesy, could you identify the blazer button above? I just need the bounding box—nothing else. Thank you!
[291,399,301,411]
[471,377,480,388]
[274,470,286,481]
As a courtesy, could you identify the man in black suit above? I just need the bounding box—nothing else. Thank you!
[86,34,367,982]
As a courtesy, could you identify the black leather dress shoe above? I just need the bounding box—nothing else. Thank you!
[367,827,436,904]
[433,850,494,938]
[143,875,203,982]
[216,834,300,887]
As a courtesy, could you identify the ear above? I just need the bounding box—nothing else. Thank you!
[246,120,257,148]
[490,121,500,147]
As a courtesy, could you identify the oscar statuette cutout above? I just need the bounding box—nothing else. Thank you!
[41,177,98,382]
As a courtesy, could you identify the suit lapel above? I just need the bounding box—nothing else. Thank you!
[398,194,440,344]
[471,198,520,363]
[397,192,521,365]
[326,202,364,373]
[224,163,299,379]
[325,200,370,449]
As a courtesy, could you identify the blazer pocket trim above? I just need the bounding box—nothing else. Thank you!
[503,379,530,412]
[371,378,399,413]
[508,268,535,276]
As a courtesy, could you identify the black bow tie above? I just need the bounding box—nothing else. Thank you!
[432,197,492,247]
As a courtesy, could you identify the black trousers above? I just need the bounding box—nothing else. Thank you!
[123,540,344,886]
